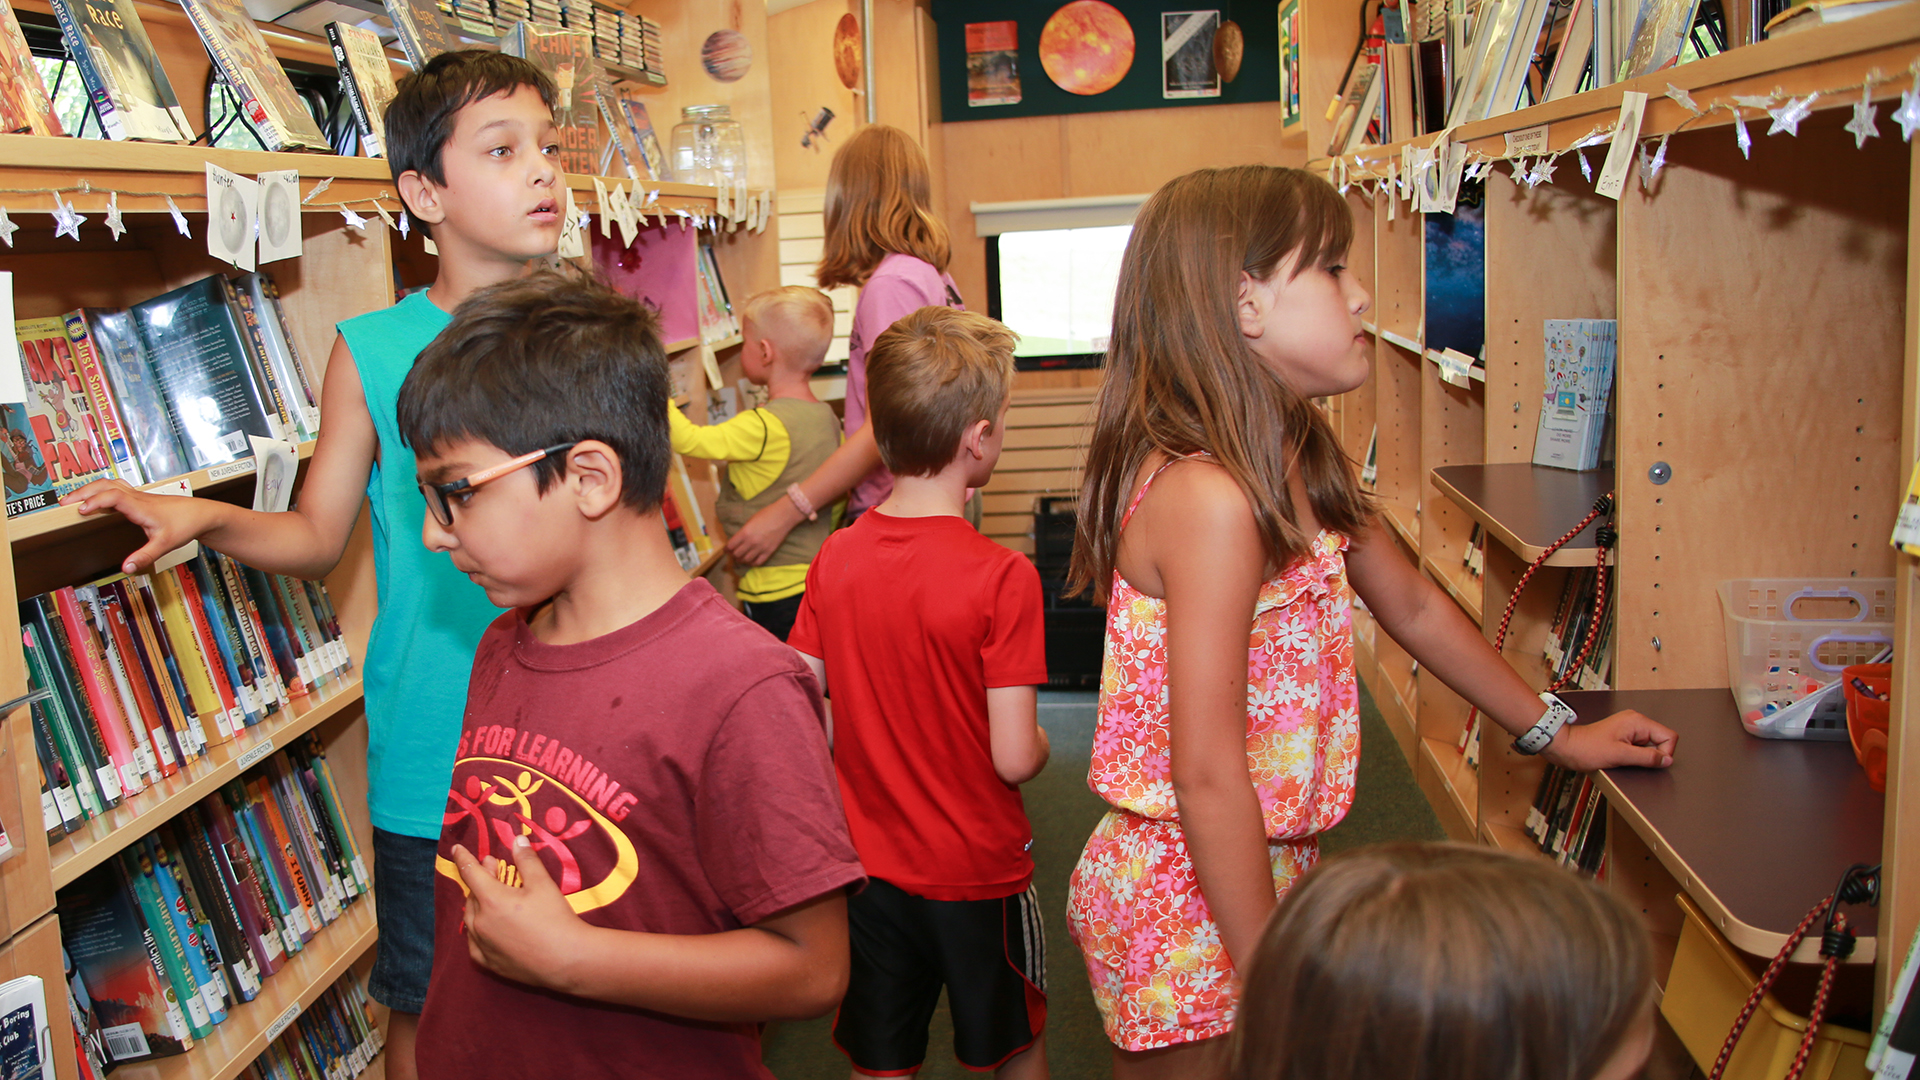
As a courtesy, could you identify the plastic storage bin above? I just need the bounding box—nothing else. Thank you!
[1717,578,1893,741]
[1661,894,1871,1080]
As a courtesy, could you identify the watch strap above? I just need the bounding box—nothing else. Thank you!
[1514,693,1577,756]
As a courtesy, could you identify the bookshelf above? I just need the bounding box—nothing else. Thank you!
[1304,2,1920,1051]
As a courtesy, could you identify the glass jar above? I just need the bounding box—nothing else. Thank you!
[668,104,746,187]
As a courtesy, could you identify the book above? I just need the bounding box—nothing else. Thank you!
[617,93,667,181]
[1532,319,1616,471]
[118,848,213,1039]
[46,0,193,142]
[57,312,142,489]
[0,975,49,1080]
[0,398,51,518]
[1327,62,1380,155]
[58,861,193,1062]
[590,74,639,180]
[246,274,321,440]
[503,21,602,177]
[131,276,282,470]
[1278,0,1300,123]
[48,589,151,794]
[1384,43,1416,143]
[14,316,118,508]
[382,0,455,68]
[220,276,299,445]
[1766,0,1910,33]
[326,22,398,158]
[1618,0,1703,78]
[1446,0,1533,126]
[82,308,194,487]
[180,0,330,151]
[1544,0,1596,99]
[0,0,63,135]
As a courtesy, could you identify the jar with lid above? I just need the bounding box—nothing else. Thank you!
[669,104,746,187]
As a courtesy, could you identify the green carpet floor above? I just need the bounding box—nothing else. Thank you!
[761,682,1441,1078]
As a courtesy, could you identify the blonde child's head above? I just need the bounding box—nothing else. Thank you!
[866,307,1016,480]
[1070,165,1374,603]
[817,124,949,290]
[1231,843,1656,1080]
[740,286,834,384]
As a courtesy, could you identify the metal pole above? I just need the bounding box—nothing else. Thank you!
[862,0,877,123]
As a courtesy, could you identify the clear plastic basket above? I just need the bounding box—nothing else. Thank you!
[1717,578,1893,740]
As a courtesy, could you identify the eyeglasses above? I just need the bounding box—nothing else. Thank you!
[419,443,576,527]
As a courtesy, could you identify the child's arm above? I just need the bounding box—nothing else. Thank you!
[987,686,1048,785]
[61,336,379,581]
[1134,461,1282,972]
[1345,518,1677,770]
[668,403,775,463]
[451,838,850,1022]
[726,425,882,566]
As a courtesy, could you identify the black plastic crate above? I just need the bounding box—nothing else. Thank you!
[1042,577,1104,688]
[1033,496,1078,577]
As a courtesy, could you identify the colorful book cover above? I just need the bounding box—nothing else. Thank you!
[1160,11,1221,99]
[0,975,49,1080]
[130,276,280,470]
[46,0,192,142]
[617,92,666,180]
[965,20,1021,106]
[57,862,192,1062]
[60,312,139,486]
[14,316,117,510]
[503,21,602,176]
[382,0,454,68]
[590,74,638,179]
[0,401,51,518]
[180,0,328,150]
[0,0,63,135]
[326,21,397,158]
[82,308,192,487]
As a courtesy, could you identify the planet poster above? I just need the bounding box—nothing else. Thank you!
[1160,10,1220,98]
[833,13,862,88]
[701,28,751,82]
[966,20,1021,106]
[1039,1,1133,96]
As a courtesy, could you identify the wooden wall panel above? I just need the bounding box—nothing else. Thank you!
[979,388,1097,554]
[767,0,862,191]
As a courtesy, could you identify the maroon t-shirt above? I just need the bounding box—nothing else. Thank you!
[788,511,1049,901]
[417,580,865,1079]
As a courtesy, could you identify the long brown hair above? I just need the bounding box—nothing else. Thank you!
[1068,166,1371,604]
[815,124,950,290]
[1230,844,1655,1080]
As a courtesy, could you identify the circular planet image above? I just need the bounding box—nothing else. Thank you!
[261,181,292,247]
[216,188,247,254]
[1040,1,1134,96]
[1213,19,1244,83]
[702,29,752,83]
[833,13,862,89]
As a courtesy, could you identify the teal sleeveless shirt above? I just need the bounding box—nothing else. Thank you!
[337,291,499,839]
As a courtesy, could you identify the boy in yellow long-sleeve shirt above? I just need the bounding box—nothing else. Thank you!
[670,286,842,641]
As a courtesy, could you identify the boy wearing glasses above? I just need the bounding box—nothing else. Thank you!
[63,51,570,1077]
[397,271,864,1080]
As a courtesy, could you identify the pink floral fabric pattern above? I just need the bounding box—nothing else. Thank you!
[1066,503,1360,1051]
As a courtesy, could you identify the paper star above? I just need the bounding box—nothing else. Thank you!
[302,177,332,205]
[1733,93,1778,111]
[104,192,126,240]
[578,211,591,235]
[398,211,411,240]
[0,208,16,248]
[1733,110,1753,159]
[1665,84,1702,115]
[1577,149,1593,181]
[1532,157,1557,186]
[1644,135,1670,186]
[1636,144,1653,189]
[164,195,191,237]
[1895,85,1920,141]
[1767,93,1817,136]
[341,206,368,232]
[1846,89,1880,149]
[52,195,85,241]
[1511,157,1531,183]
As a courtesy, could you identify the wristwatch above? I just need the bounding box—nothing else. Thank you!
[1513,693,1577,756]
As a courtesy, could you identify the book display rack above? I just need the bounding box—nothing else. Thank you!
[1294,0,1920,1063]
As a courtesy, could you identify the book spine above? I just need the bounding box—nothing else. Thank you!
[199,800,286,974]
[288,753,355,899]
[26,686,81,836]
[301,738,368,890]
[165,565,243,737]
[241,565,306,698]
[186,557,262,727]
[143,836,230,1024]
[61,586,157,787]
[326,23,379,152]
[225,783,306,950]
[28,598,127,804]
[21,624,104,819]
[215,553,289,709]
[167,818,261,1002]
[246,776,322,938]
[146,571,230,743]
[200,553,275,718]
[221,277,296,443]
[120,849,214,1039]
[62,311,140,484]
[93,585,181,777]
[46,0,128,140]
[272,758,345,916]
[116,578,203,761]
[273,574,325,691]
[258,275,321,436]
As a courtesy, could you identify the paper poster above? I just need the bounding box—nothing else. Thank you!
[249,435,296,512]
[0,274,23,406]
[206,163,258,271]
[965,21,1021,106]
[1594,91,1647,200]
[256,170,302,264]
[1161,11,1221,99]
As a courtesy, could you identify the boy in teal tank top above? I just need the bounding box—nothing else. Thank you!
[63,51,565,1080]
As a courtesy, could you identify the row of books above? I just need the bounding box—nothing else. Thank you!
[1532,319,1617,472]
[235,971,384,1080]
[25,553,353,832]
[9,271,321,519]
[1544,566,1615,691]
[1526,764,1609,876]
[60,734,370,1070]
[695,242,740,345]
[440,0,664,79]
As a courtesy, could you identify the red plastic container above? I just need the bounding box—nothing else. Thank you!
[1841,663,1891,792]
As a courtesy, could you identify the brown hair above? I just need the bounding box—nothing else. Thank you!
[742,286,835,373]
[1068,166,1372,604]
[867,307,1016,478]
[816,125,950,290]
[1231,844,1655,1080]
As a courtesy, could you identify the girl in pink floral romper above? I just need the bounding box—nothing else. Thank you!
[1064,167,1677,1077]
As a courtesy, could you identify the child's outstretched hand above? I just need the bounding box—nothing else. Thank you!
[1543,709,1678,771]
[451,836,589,993]
[60,478,218,574]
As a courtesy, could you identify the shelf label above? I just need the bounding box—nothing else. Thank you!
[207,458,256,483]
[236,737,276,771]
[264,1002,301,1043]
[1505,123,1550,156]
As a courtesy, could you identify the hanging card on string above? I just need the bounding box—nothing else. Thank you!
[206,163,259,270]
[256,170,302,263]
[1594,92,1648,201]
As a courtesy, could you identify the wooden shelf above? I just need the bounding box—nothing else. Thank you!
[1361,320,1379,336]
[148,898,377,1080]
[1380,498,1421,552]
[1420,735,1479,834]
[9,442,317,550]
[1568,688,1884,964]
[1425,349,1486,383]
[1421,552,1484,624]
[1481,820,1539,856]
[1379,327,1422,354]
[1355,629,1417,750]
[1430,463,1611,567]
[666,333,744,356]
[50,677,363,891]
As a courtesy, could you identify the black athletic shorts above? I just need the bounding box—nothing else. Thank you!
[834,878,1047,1075]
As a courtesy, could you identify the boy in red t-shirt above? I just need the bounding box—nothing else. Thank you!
[788,306,1052,1080]
[393,271,865,1080]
